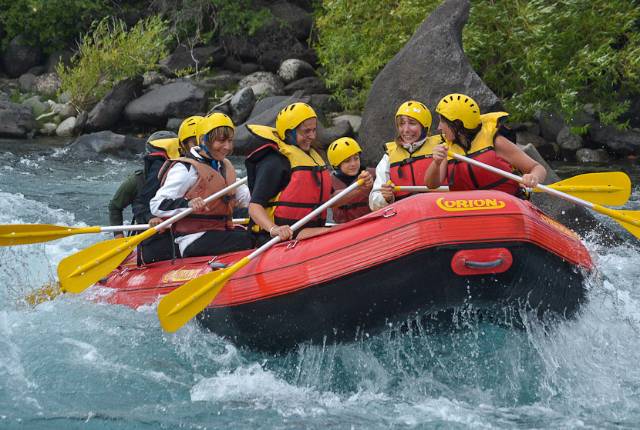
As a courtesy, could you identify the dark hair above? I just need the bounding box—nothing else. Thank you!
[440,115,481,151]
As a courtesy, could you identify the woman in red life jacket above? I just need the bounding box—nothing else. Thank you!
[425,93,546,194]
[327,137,374,223]
[369,100,442,210]
[150,113,253,258]
[245,102,372,245]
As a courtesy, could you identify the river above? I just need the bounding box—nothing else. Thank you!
[1,137,640,429]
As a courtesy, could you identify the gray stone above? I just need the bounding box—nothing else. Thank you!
[556,126,583,151]
[333,114,362,134]
[317,120,353,149]
[40,122,58,136]
[589,123,640,157]
[86,76,143,131]
[516,131,557,160]
[359,0,501,166]
[248,96,292,119]
[575,148,610,163]
[18,73,36,92]
[284,77,327,95]
[124,81,206,126]
[1,36,43,78]
[56,116,77,137]
[45,50,73,73]
[278,59,315,83]
[250,82,284,98]
[0,100,36,137]
[536,111,566,142]
[230,87,256,124]
[50,102,76,120]
[67,131,146,158]
[22,96,48,118]
[166,118,183,132]
[142,71,166,87]
[239,72,285,94]
[309,94,341,114]
[240,63,261,75]
[268,1,313,41]
[32,73,61,98]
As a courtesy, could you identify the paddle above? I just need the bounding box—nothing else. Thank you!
[58,178,248,294]
[376,172,630,206]
[448,152,640,239]
[0,218,251,246]
[157,178,366,332]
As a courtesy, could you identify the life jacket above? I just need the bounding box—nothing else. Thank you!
[386,135,443,200]
[246,124,332,231]
[331,168,375,223]
[159,157,233,234]
[446,112,521,195]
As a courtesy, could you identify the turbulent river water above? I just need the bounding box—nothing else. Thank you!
[1,137,640,429]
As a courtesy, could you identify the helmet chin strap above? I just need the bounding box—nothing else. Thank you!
[198,142,221,171]
[284,129,297,146]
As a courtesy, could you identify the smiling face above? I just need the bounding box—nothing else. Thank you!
[339,153,361,176]
[295,117,317,151]
[396,115,423,144]
[437,117,456,142]
[204,127,234,161]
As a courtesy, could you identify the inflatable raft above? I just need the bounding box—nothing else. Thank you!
[97,191,593,351]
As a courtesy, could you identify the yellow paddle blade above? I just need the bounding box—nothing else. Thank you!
[158,256,250,332]
[58,232,150,294]
[537,172,631,206]
[0,224,101,246]
[592,206,640,239]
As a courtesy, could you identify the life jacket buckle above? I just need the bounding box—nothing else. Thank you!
[383,207,397,218]
[286,240,299,250]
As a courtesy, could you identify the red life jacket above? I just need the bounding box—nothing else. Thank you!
[331,168,375,223]
[386,135,443,200]
[159,157,233,234]
[447,112,521,195]
[246,125,332,229]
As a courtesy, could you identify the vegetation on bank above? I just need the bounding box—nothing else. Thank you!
[315,0,640,125]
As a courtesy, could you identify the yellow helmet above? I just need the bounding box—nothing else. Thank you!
[178,115,203,143]
[436,93,481,129]
[275,102,317,141]
[395,100,432,130]
[327,137,362,168]
[147,131,181,160]
[197,112,235,143]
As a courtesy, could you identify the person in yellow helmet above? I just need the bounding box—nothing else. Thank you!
[327,137,375,223]
[245,102,373,244]
[369,100,442,210]
[150,113,253,258]
[178,115,203,154]
[425,93,546,194]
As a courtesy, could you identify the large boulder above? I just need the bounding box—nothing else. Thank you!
[86,76,143,131]
[359,0,501,166]
[0,100,36,137]
[124,81,206,126]
[1,36,43,78]
[589,124,640,157]
[67,131,145,158]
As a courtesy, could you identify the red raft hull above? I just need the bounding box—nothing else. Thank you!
[98,191,594,351]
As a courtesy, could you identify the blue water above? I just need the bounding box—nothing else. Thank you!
[1,138,640,429]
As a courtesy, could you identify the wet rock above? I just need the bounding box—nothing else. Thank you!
[575,148,610,163]
[124,81,206,126]
[67,130,145,158]
[86,76,143,131]
[589,123,640,157]
[360,0,501,166]
[284,77,326,95]
[556,126,583,151]
[0,100,36,137]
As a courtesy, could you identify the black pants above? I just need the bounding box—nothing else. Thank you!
[138,232,179,265]
[182,230,254,258]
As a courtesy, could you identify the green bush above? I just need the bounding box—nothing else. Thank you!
[56,16,170,111]
[0,0,110,53]
[315,0,640,124]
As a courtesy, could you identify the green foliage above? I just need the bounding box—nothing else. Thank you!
[314,0,441,111]
[0,0,110,54]
[211,0,272,36]
[56,16,170,111]
[465,0,640,124]
[315,0,640,124]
